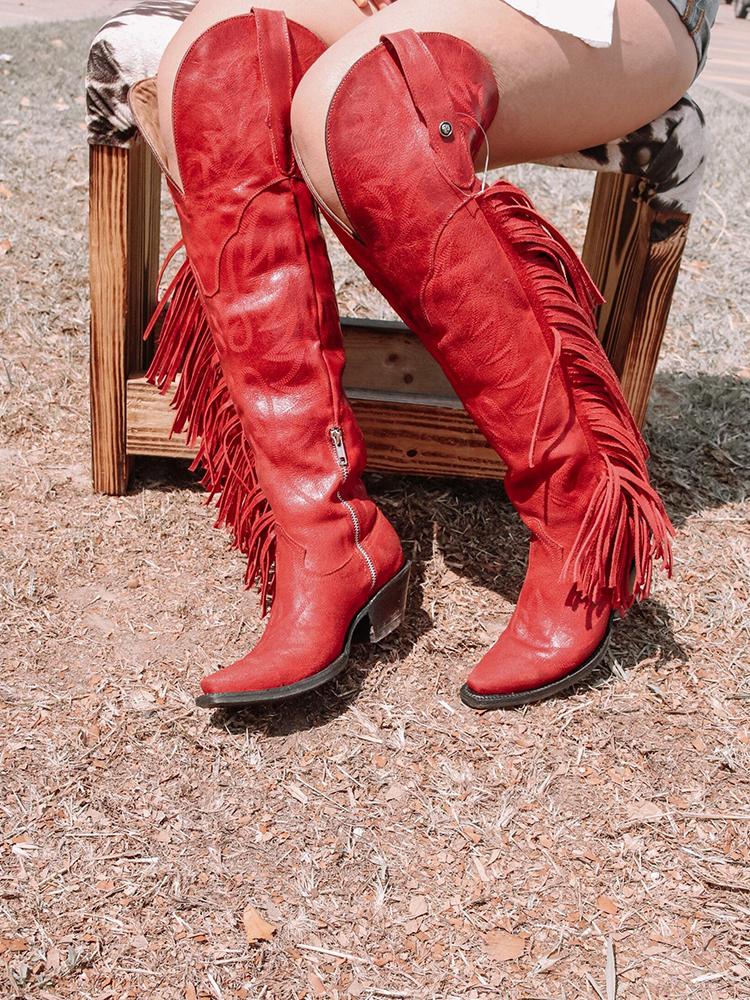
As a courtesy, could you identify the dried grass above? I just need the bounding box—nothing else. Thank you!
[0,17,748,1000]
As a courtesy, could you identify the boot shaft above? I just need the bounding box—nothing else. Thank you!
[130,10,399,584]
[325,31,599,534]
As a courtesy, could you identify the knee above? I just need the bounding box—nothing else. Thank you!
[293,31,501,236]
[153,0,249,171]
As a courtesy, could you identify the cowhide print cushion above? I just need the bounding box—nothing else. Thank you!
[540,95,707,215]
[86,1,706,214]
[86,1,195,146]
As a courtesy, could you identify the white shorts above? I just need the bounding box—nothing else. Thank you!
[503,0,617,47]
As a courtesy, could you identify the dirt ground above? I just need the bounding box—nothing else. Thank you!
[1,16,749,1000]
[0,1,123,29]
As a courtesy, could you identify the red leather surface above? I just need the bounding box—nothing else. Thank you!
[323,30,671,697]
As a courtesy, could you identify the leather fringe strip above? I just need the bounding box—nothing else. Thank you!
[480,181,674,611]
[144,242,276,614]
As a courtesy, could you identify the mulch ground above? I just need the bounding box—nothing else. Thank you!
[1,16,749,1000]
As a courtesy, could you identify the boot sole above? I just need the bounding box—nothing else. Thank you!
[195,561,411,709]
[459,626,612,711]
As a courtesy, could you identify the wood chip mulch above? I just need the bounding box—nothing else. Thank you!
[0,18,748,1000]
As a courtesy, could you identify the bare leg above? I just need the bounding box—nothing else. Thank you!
[156,0,369,188]
[291,0,698,230]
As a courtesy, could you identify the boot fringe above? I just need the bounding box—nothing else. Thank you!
[480,181,674,610]
[144,243,276,613]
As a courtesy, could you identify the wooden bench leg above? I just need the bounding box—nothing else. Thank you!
[89,140,161,495]
[581,171,691,428]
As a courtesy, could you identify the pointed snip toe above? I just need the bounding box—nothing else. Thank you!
[460,626,612,711]
[195,560,411,708]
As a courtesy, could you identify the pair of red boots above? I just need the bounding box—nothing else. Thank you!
[129,9,673,711]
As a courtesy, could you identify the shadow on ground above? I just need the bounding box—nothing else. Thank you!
[127,368,748,733]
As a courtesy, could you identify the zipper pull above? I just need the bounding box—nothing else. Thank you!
[329,426,349,474]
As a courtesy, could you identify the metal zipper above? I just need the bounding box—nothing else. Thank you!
[330,426,349,475]
[329,426,377,590]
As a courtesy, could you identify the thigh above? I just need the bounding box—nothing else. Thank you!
[156,0,369,185]
[292,0,698,225]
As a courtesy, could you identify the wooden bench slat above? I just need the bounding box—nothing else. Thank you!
[126,375,506,480]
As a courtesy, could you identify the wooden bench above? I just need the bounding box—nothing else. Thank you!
[87,2,708,493]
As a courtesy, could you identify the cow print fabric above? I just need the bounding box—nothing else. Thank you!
[86,0,194,145]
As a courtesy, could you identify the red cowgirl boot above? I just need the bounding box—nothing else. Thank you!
[319,30,673,709]
[128,9,408,708]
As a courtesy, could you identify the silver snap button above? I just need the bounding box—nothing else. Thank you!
[634,145,652,167]
[439,121,453,138]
